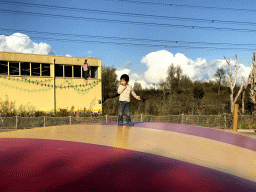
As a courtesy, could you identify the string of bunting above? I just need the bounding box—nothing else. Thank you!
[0,76,102,93]
[0,76,52,83]
[64,78,102,95]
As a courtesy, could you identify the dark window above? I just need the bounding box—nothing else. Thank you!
[42,64,50,76]
[73,65,81,77]
[64,65,72,77]
[0,61,8,75]
[55,64,63,77]
[9,62,19,75]
[31,63,40,76]
[91,66,98,78]
[21,62,30,76]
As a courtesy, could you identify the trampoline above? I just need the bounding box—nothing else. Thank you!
[0,122,256,191]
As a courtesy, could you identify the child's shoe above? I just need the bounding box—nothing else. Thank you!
[126,122,134,126]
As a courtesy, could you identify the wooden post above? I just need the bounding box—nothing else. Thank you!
[19,62,21,76]
[224,113,227,129]
[52,59,56,115]
[16,116,18,129]
[40,63,42,76]
[232,104,239,132]
[72,65,74,78]
[81,66,83,78]
[8,61,9,75]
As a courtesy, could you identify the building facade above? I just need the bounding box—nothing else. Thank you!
[0,51,102,114]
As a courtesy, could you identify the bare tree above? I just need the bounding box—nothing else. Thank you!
[159,78,168,103]
[224,55,245,113]
[241,75,250,114]
[215,68,226,95]
[166,63,176,93]
[249,53,256,110]
[222,78,229,87]
[180,75,192,91]
[174,65,182,91]
[134,82,142,91]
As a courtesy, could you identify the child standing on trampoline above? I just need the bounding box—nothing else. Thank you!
[82,57,91,84]
[117,74,141,126]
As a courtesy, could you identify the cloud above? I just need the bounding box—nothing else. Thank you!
[141,50,251,86]
[87,51,92,57]
[0,33,55,55]
[115,68,131,81]
[124,60,134,68]
[141,50,195,84]
[115,67,158,89]
[116,50,251,89]
[66,54,72,57]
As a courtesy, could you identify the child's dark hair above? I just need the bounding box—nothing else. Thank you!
[120,74,129,82]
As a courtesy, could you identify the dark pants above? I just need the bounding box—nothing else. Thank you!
[83,70,90,80]
[118,101,131,124]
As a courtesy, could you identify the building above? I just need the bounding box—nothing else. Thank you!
[0,51,102,114]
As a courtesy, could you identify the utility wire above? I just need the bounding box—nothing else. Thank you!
[1,9,256,33]
[0,0,256,26]
[105,0,256,13]
[1,27,255,48]
[1,29,256,51]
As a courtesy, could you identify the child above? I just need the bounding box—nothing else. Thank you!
[82,57,91,84]
[117,74,141,126]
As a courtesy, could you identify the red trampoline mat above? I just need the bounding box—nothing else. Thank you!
[0,138,256,192]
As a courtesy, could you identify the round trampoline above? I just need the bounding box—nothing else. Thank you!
[0,122,256,191]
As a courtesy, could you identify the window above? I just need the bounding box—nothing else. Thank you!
[9,62,19,75]
[73,65,81,77]
[55,64,63,77]
[31,63,40,76]
[91,66,98,78]
[21,62,30,76]
[42,64,50,76]
[64,65,72,77]
[0,61,8,75]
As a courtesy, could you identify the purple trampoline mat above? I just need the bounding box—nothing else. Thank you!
[91,122,256,152]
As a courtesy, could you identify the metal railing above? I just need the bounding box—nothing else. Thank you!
[0,113,253,130]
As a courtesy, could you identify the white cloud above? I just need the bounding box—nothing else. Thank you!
[87,51,92,58]
[66,54,72,57]
[0,33,55,55]
[124,60,134,68]
[116,50,251,89]
[116,68,158,89]
[141,50,251,86]
[115,68,131,80]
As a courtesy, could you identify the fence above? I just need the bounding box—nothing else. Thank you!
[0,113,254,130]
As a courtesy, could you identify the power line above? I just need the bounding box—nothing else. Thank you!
[0,33,186,48]
[1,27,256,50]
[105,0,256,13]
[1,29,256,51]
[2,9,256,34]
[0,0,256,26]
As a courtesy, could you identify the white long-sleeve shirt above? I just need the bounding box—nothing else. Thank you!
[117,84,139,102]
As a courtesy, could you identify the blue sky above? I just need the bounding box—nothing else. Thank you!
[1,0,256,88]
